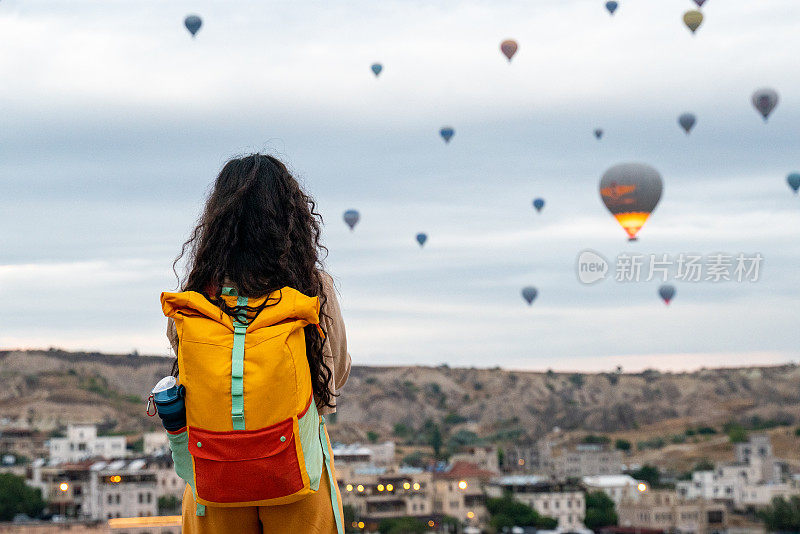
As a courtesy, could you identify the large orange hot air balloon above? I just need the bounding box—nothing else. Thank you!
[599,163,663,241]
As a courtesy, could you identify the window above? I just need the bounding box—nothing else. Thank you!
[116,494,121,504]
[147,493,152,504]
[555,500,560,509]
[108,494,113,504]
[138,493,143,504]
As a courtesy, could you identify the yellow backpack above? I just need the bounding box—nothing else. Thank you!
[161,286,343,532]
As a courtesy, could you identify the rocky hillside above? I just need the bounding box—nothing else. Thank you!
[3,349,800,449]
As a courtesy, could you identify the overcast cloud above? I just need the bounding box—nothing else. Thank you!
[0,0,798,371]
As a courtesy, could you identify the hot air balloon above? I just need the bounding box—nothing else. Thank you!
[500,40,518,62]
[371,63,383,77]
[693,0,707,6]
[343,210,360,231]
[605,1,618,15]
[683,10,703,34]
[440,127,455,143]
[659,284,676,305]
[678,113,697,134]
[599,163,663,241]
[184,15,202,37]
[521,286,538,306]
[533,198,545,213]
[787,172,800,194]
[752,88,779,121]
[416,233,428,247]
[594,128,604,140]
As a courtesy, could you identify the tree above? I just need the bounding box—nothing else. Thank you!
[486,493,557,530]
[157,495,179,515]
[378,517,426,534]
[693,458,714,472]
[759,495,800,532]
[631,465,661,488]
[582,434,610,445]
[584,491,618,529]
[615,439,632,452]
[343,505,357,533]
[367,431,379,443]
[429,424,443,458]
[724,422,748,443]
[0,474,46,521]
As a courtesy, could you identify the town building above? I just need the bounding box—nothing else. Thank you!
[547,443,624,479]
[617,489,727,534]
[486,475,586,531]
[505,440,553,472]
[142,432,169,456]
[0,428,48,460]
[676,434,793,510]
[337,464,435,523]
[93,459,158,520]
[30,458,159,521]
[433,461,496,529]
[48,425,127,463]
[331,441,395,467]
[449,445,500,474]
[582,474,647,505]
[145,454,186,500]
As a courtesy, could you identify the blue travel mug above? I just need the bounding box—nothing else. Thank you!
[150,376,186,432]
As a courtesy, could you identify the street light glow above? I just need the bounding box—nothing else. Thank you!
[458,480,468,490]
[59,482,69,492]
[638,483,647,492]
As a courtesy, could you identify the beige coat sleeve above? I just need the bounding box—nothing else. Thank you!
[167,318,179,356]
[319,273,351,415]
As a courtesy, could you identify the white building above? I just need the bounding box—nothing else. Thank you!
[30,457,157,520]
[332,441,395,467]
[487,475,586,532]
[48,425,127,463]
[582,474,646,505]
[676,434,792,510]
[142,432,169,456]
[93,459,159,520]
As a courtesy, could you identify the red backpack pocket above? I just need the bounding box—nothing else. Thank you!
[188,418,304,504]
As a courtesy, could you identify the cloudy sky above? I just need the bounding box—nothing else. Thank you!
[1,0,798,372]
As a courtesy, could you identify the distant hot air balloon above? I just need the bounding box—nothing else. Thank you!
[693,0,707,6]
[594,128,604,140]
[605,1,618,15]
[683,10,703,34]
[500,40,518,62]
[521,286,538,306]
[184,15,202,37]
[416,233,428,247]
[440,127,455,144]
[659,284,676,305]
[599,163,663,241]
[787,172,800,194]
[343,209,360,231]
[752,88,779,121]
[371,63,383,77]
[678,113,697,134]
[533,198,545,213]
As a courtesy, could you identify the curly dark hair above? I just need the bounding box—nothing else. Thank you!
[172,153,335,410]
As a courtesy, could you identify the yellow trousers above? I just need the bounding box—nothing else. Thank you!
[182,418,344,534]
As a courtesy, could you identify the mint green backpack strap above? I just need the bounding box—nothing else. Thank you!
[222,286,248,430]
[319,416,344,534]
